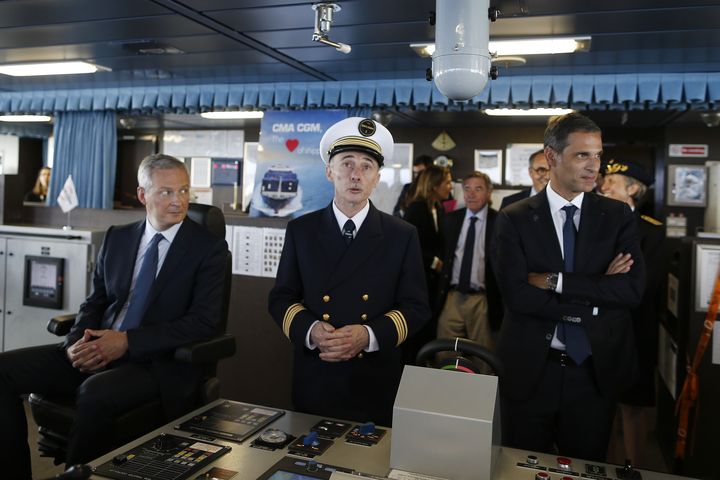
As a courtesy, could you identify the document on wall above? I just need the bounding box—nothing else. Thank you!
[658,324,678,399]
[262,228,286,278]
[694,244,720,311]
[231,226,263,276]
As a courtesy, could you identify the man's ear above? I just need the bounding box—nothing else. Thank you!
[325,164,333,182]
[544,146,557,167]
[627,182,640,197]
[137,187,147,205]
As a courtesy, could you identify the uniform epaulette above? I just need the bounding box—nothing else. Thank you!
[641,214,662,226]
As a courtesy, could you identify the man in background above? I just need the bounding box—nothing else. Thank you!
[436,172,502,373]
[499,149,549,209]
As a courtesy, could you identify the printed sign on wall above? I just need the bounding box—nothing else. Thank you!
[250,110,346,218]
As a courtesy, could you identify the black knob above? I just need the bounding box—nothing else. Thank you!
[426,68,433,81]
[112,454,128,465]
[490,66,499,80]
[488,6,501,22]
[428,11,435,26]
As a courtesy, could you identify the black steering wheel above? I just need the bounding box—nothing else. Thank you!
[415,338,504,378]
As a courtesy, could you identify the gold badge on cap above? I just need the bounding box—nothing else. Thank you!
[358,119,376,137]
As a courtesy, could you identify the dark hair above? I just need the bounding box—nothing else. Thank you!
[413,154,433,168]
[544,112,601,153]
[527,149,545,167]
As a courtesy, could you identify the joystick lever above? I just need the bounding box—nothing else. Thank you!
[616,459,642,480]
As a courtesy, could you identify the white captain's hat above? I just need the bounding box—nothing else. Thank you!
[320,117,394,167]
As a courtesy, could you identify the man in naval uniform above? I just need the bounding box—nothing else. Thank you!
[269,117,430,426]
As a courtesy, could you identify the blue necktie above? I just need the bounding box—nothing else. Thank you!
[558,205,592,364]
[119,233,163,331]
[342,219,355,246]
[457,216,478,293]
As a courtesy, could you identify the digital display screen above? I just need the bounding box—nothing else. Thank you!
[267,471,319,480]
[23,256,64,309]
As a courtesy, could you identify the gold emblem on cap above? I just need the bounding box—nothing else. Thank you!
[605,160,628,174]
[358,119,376,137]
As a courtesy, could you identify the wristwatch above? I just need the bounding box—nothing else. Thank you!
[546,273,559,291]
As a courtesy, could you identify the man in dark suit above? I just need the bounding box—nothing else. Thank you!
[499,149,549,210]
[494,113,645,461]
[0,154,227,478]
[269,117,430,426]
[436,172,502,373]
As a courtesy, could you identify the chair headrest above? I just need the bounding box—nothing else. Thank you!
[187,203,226,238]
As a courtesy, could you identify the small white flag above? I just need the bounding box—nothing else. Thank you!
[57,174,79,213]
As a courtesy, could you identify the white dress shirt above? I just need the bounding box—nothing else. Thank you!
[450,205,488,290]
[112,219,182,330]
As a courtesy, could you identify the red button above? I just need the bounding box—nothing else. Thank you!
[534,472,550,480]
[557,457,572,470]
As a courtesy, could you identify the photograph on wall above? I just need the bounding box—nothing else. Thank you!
[474,149,503,185]
[667,164,707,207]
[250,110,346,218]
[504,143,543,186]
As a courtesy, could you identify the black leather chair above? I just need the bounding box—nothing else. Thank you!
[28,203,236,465]
[416,338,505,377]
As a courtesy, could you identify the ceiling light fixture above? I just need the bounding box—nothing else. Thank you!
[0,114,53,122]
[200,111,264,120]
[411,36,591,58]
[311,2,351,54]
[484,108,574,116]
[0,61,108,77]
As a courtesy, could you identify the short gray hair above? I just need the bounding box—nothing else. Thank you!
[137,154,187,190]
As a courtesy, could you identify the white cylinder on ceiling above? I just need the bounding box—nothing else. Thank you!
[432,0,492,101]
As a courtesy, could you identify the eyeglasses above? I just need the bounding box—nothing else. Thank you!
[532,167,550,175]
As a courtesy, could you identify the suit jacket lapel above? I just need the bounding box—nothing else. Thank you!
[326,202,383,290]
[316,203,348,286]
[528,191,565,270]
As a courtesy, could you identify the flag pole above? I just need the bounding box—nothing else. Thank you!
[63,210,72,230]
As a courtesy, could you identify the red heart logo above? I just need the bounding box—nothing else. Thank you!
[286,139,299,152]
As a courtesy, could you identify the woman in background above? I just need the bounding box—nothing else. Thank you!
[402,165,453,362]
[25,166,51,202]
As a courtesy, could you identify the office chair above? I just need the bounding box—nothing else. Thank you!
[28,203,236,465]
[415,338,504,378]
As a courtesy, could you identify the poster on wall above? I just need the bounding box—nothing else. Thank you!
[250,110,346,218]
[504,143,543,186]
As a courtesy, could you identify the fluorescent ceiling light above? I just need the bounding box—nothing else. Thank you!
[484,108,574,117]
[0,114,53,122]
[0,61,105,77]
[200,111,264,120]
[410,37,591,58]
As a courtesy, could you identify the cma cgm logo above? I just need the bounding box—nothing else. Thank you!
[272,123,322,133]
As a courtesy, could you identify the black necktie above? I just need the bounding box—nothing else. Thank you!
[558,205,591,364]
[342,219,355,246]
[457,216,478,294]
[119,233,163,331]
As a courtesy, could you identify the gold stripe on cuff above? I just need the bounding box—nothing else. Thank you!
[385,310,408,346]
[283,303,306,338]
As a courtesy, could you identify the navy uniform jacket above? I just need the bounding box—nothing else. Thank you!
[438,207,503,331]
[494,191,645,401]
[65,218,228,419]
[268,202,430,425]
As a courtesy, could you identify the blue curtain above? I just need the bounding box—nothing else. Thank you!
[49,111,117,209]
